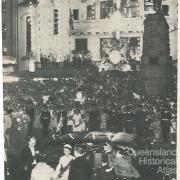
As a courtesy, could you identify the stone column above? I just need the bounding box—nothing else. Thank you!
[141,14,172,97]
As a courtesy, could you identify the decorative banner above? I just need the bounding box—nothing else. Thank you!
[109,50,121,64]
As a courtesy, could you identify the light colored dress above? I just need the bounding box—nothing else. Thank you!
[56,155,75,180]
[31,162,57,180]
[72,113,82,132]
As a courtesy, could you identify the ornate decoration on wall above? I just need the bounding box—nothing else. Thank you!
[100,37,140,60]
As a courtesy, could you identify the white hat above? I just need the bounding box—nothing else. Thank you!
[64,144,72,150]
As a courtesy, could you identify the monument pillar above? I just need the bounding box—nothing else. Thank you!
[141,14,172,97]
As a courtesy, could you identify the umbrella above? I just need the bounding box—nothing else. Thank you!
[110,132,145,147]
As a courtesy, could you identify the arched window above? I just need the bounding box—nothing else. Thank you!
[26,16,31,55]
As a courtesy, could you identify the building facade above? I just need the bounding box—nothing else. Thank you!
[2,0,18,72]
[7,0,178,70]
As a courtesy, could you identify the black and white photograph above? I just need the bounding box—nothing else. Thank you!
[2,0,178,180]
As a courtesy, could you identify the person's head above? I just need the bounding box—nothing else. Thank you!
[63,144,72,156]
[28,136,36,148]
[74,146,86,158]
[5,108,13,115]
[74,109,80,114]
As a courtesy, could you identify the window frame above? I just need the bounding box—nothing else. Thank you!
[87,4,96,20]
[53,9,59,35]
[73,9,79,21]
[75,38,88,53]
[100,0,114,19]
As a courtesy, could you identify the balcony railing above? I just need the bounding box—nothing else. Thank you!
[19,0,39,6]
[69,18,144,34]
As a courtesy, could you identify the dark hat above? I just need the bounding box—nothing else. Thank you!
[74,145,87,155]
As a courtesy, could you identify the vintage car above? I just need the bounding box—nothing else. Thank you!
[45,131,150,180]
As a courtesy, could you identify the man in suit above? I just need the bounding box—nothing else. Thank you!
[68,146,93,180]
[25,100,35,136]
[21,136,39,180]
[89,105,100,131]
[123,106,135,134]
[96,143,115,180]
[134,105,146,136]
[40,106,51,137]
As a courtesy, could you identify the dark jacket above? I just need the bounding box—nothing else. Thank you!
[25,103,35,120]
[21,146,38,170]
[68,156,93,180]
[40,110,51,125]
[21,145,39,180]
[89,109,100,131]
[57,111,68,125]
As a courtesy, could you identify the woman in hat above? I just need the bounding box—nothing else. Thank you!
[55,144,74,180]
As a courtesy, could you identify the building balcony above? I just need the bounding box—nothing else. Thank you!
[69,18,145,35]
[19,0,39,7]
[3,56,17,73]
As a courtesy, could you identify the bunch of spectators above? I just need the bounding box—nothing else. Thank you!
[40,51,95,69]
[3,69,177,148]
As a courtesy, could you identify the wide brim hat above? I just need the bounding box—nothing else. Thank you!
[64,144,73,151]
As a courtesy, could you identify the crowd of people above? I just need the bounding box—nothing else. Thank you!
[4,67,177,180]
[4,68,176,144]
[40,52,95,69]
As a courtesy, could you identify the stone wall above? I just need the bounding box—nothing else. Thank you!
[18,0,70,62]
[16,0,178,69]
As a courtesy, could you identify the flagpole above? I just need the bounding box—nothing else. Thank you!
[16,0,19,72]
